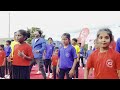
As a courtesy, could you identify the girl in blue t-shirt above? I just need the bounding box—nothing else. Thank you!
[56,33,77,79]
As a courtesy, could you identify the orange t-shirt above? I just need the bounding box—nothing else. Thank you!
[12,42,34,66]
[87,48,120,79]
[0,50,6,66]
[51,54,58,66]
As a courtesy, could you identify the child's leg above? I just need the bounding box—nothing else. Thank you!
[12,65,20,79]
[81,56,84,67]
[5,58,8,75]
[19,66,30,79]
[75,62,79,78]
[59,69,65,79]
[44,59,49,73]
[65,68,72,79]
[53,66,56,79]
[1,66,5,78]
[48,59,52,73]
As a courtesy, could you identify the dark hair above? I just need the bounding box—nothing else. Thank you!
[97,28,113,42]
[72,38,77,43]
[62,33,71,44]
[36,30,43,37]
[0,44,4,50]
[6,40,11,45]
[48,37,53,41]
[54,47,59,51]
[18,29,30,41]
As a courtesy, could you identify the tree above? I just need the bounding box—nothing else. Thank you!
[26,27,45,44]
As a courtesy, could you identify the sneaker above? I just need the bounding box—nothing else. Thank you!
[1,78,5,79]
[5,75,10,79]
[49,73,53,78]
[46,73,49,77]
[36,71,41,74]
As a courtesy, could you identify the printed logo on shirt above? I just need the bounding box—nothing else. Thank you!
[106,59,113,68]
[66,52,70,57]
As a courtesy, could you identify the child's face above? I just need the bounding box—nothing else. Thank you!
[16,32,25,43]
[0,47,3,50]
[98,31,110,48]
[6,42,10,46]
[71,40,76,45]
[55,49,59,54]
[48,39,53,44]
[62,36,70,46]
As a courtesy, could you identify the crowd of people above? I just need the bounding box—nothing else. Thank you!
[0,27,120,79]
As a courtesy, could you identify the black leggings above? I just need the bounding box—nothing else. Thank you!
[12,65,30,79]
[45,59,52,73]
[75,61,79,78]
[59,68,73,79]
[52,66,57,79]
[0,66,5,78]
[80,56,84,67]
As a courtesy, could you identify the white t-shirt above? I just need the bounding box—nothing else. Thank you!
[35,38,39,43]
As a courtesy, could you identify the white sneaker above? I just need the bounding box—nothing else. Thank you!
[46,73,49,77]
[49,73,53,78]
[36,71,41,74]
[5,75,10,79]
[1,78,5,79]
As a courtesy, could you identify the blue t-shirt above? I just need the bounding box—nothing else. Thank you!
[58,44,77,69]
[45,44,54,59]
[85,50,93,60]
[4,46,11,57]
[116,38,120,53]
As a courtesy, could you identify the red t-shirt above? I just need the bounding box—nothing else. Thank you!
[87,48,120,79]
[51,54,58,66]
[0,50,6,66]
[109,41,116,50]
[12,42,34,66]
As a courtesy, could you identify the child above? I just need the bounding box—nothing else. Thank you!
[51,47,59,79]
[85,46,93,61]
[93,39,100,51]
[0,44,6,79]
[72,38,80,79]
[84,28,120,79]
[12,29,34,79]
[4,40,11,78]
[44,37,54,78]
[56,33,77,79]
[78,43,85,69]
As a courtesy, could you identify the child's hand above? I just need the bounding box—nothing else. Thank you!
[18,50,26,58]
[56,67,60,75]
[69,69,75,78]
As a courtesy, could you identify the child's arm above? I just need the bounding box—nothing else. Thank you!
[2,57,6,66]
[84,67,90,79]
[56,58,60,75]
[117,70,120,79]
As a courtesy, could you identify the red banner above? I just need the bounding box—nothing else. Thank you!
[78,28,89,47]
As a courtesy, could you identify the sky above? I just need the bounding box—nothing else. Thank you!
[0,11,120,41]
